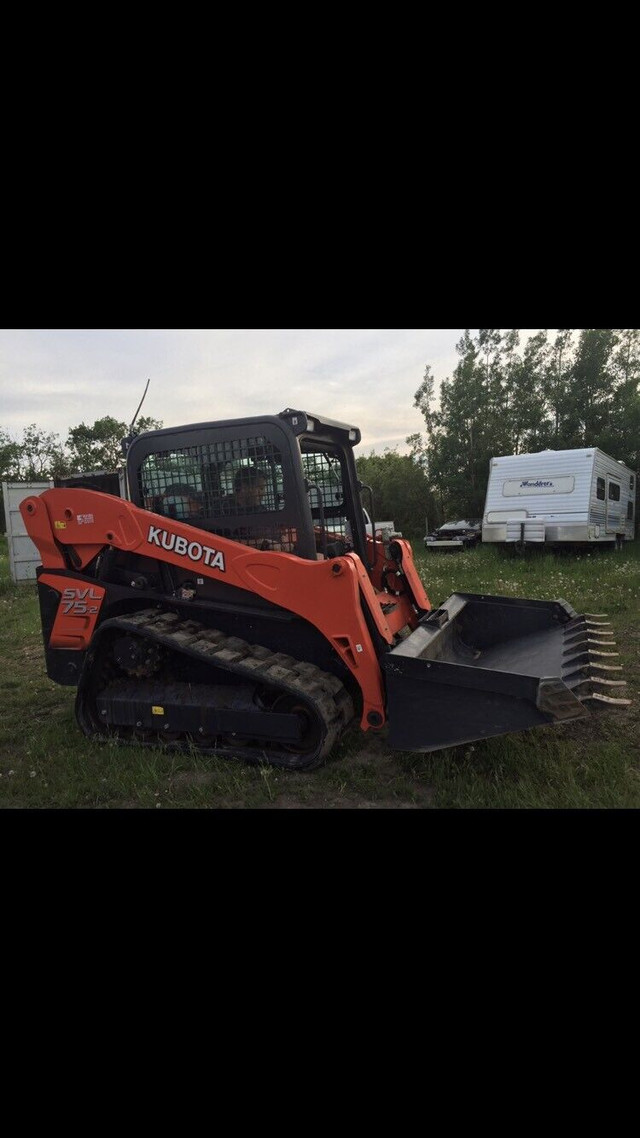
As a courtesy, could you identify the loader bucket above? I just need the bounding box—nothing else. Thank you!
[382,593,629,752]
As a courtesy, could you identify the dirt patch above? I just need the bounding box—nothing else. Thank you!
[171,770,218,788]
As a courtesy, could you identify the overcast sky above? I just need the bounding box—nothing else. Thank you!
[0,329,546,456]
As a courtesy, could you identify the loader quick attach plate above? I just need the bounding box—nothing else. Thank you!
[382,593,629,752]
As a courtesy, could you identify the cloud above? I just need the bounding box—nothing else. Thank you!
[0,328,467,452]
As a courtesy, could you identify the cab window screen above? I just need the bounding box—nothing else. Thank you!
[301,448,349,538]
[138,436,285,520]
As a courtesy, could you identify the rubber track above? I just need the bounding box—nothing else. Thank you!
[83,607,355,769]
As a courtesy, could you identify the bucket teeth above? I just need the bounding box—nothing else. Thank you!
[568,677,628,692]
[562,650,621,676]
[565,616,612,634]
[564,611,632,706]
[581,692,632,707]
[564,633,616,647]
[564,641,618,656]
[564,662,624,677]
[563,647,619,658]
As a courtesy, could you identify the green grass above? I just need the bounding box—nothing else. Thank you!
[1,536,639,808]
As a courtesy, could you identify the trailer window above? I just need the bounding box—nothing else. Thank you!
[608,482,620,501]
[596,477,605,500]
[628,500,634,520]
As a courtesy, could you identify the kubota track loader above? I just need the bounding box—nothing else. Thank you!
[20,409,629,769]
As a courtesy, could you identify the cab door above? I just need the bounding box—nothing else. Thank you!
[605,476,622,532]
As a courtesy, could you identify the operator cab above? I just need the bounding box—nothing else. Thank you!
[126,408,369,563]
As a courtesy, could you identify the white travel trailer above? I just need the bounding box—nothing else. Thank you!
[482,448,636,549]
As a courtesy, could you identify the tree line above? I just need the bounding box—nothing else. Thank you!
[407,329,640,520]
[0,415,163,484]
[355,329,639,536]
[0,416,163,530]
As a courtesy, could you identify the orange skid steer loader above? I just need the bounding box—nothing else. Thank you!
[21,409,629,770]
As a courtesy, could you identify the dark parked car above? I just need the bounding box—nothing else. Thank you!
[424,519,482,551]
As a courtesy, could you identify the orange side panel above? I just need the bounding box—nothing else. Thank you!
[39,573,106,650]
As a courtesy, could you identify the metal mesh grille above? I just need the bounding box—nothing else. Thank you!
[301,447,349,539]
[138,436,295,550]
[137,434,355,556]
[138,436,285,519]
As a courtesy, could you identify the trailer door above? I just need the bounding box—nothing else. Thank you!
[605,475,622,532]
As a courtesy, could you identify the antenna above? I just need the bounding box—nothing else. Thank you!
[120,378,151,458]
[129,377,151,435]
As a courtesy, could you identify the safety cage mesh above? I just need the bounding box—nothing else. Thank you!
[137,435,297,551]
[137,436,354,554]
[300,447,349,540]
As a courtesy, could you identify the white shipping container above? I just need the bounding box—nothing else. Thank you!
[482,449,635,549]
